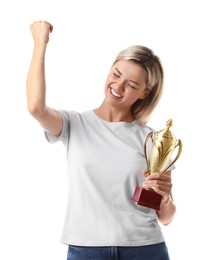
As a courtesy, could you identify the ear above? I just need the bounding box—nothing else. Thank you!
[139,90,148,100]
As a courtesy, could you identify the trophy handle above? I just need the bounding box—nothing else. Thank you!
[144,131,153,171]
[162,139,183,173]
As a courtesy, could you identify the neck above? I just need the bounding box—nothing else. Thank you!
[94,101,134,123]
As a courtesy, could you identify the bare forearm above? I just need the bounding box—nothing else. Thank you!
[142,171,176,225]
[26,21,63,136]
[26,43,47,116]
[157,196,176,225]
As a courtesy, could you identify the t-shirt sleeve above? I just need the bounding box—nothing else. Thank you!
[44,110,76,145]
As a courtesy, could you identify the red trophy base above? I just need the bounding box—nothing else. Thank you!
[131,186,162,210]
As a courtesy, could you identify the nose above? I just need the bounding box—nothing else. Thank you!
[114,79,126,91]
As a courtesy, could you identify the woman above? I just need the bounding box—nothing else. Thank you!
[26,21,176,260]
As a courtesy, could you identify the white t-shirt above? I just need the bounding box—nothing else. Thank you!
[45,110,165,246]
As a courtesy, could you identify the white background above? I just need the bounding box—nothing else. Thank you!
[0,0,208,259]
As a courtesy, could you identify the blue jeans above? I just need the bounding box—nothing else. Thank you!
[67,242,170,260]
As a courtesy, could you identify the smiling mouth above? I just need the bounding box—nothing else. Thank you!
[110,88,123,98]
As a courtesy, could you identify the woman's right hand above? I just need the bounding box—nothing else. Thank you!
[29,21,53,45]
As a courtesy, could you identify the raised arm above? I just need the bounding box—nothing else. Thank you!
[26,21,62,137]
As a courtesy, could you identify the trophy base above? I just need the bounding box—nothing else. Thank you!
[131,186,162,210]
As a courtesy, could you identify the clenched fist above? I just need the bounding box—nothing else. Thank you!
[29,21,53,45]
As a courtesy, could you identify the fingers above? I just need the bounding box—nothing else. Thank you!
[43,21,53,33]
[29,21,53,44]
[143,169,150,177]
[143,173,172,189]
[142,172,172,198]
[152,184,171,198]
[30,20,53,30]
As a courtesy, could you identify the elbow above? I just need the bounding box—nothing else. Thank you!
[27,103,46,118]
[158,204,176,226]
[158,215,174,226]
[160,216,174,226]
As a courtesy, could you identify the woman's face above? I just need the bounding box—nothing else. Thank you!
[104,60,147,110]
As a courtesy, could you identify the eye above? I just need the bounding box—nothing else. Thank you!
[128,83,137,89]
[113,72,120,78]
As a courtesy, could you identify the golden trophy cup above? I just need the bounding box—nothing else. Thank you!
[131,119,182,210]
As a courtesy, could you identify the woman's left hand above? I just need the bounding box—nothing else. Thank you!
[142,170,172,199]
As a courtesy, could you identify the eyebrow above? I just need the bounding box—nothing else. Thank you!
[115,68,122,76]
[114,67,140,86]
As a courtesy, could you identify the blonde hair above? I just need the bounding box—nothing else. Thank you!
[113,45,164,125]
